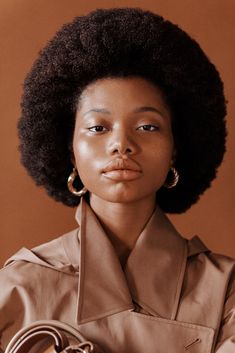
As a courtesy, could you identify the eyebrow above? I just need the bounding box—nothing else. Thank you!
[82,106,165,118]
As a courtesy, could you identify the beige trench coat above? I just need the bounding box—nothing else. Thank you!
[0,198,234,353]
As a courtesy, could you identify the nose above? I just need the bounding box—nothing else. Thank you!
[107,128,138,156]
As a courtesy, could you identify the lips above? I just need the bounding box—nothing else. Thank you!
[102,158,142,181]
[102,158,141,173]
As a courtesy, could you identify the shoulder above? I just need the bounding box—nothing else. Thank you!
[0,227,80,285]
[177,235,235,331]
[187,234,234,271]
[0,228,80,350]
[186,234,234,303]
[7,227,78,265]
[0,227,80,310]
[187,235,235,311]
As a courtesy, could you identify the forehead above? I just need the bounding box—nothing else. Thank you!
[77,76,170,112]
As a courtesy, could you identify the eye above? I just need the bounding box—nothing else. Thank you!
[88,125,108,133]
[137,124,159,131]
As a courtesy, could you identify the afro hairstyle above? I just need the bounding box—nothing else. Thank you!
[18,7,227,213]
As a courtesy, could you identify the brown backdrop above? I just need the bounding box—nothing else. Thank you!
[1,0,235,266]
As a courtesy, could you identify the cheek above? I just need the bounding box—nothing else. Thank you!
[74,139,90,163]
[74,139,91,160]
[73,138,100,181]
[143,138,174,182]
[147,137,174,165]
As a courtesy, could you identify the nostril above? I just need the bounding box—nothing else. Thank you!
[112,147,132,155]
[119,148,133,156]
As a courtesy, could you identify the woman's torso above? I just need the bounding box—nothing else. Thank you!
[0,200,234,352]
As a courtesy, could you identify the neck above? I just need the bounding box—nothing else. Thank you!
[89,194,157,267]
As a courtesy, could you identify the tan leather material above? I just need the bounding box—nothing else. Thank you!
[5,320,102,353]
[0,198,234,352]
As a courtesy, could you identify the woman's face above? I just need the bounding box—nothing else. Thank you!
[73,77,174,203]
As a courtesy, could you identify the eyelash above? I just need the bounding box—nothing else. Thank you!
[88,124,159,133]
[138,125,159,131]
[88,126,106,133]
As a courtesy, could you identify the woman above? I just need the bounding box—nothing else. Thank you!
[0,7,234,353]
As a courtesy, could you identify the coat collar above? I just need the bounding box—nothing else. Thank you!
[70,198,207,325]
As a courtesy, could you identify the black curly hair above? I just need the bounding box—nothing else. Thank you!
[18,7,227,213]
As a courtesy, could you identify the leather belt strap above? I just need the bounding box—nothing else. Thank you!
[5,320,102,353]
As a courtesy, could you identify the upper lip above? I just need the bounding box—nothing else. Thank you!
[102,158,142,173]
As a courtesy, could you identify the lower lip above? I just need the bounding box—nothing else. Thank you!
[102,169,142,181]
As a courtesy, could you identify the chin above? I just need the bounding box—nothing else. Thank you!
[94,189,148,204]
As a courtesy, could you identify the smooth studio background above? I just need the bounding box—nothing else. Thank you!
[0,0,235,266]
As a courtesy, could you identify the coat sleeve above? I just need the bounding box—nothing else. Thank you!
[0,262,32,352]
[214,268,235,352]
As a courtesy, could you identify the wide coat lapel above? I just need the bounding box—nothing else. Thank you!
[74,198,194,325]
[124,207,188,320]
[76,198,133,324]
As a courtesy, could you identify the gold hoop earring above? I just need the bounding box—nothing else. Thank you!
[164,167,179,189]
[67,168,88,196]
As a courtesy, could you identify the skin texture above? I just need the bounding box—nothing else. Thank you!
[73,77,174,266]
